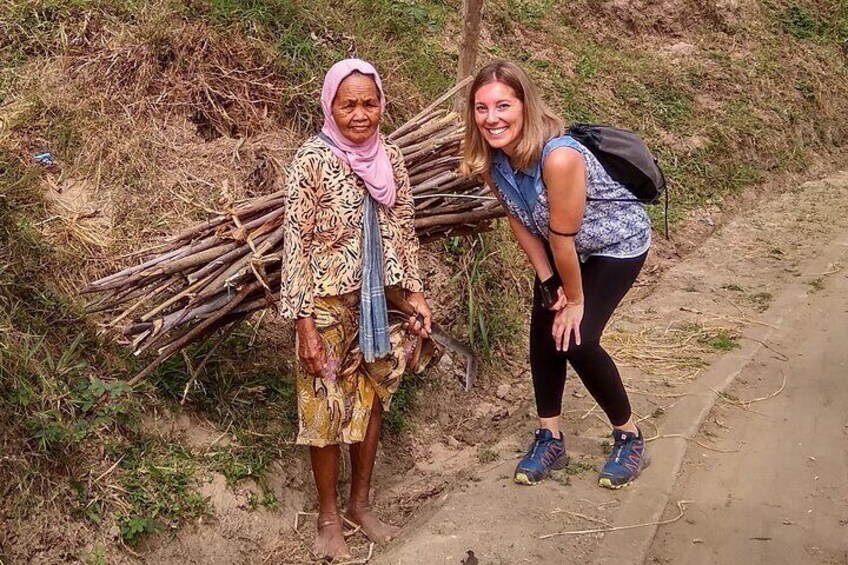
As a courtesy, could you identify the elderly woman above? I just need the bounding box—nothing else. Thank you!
[280,59,433,560]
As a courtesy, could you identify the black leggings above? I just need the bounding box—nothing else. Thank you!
[530,251,647,426]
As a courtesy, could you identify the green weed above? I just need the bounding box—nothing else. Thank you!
[576,47,600,80]
[247,487,280,510]
[454,231,526,361]
[698,329,740,352]
[114,442,208,544]
[210,444,274,484]
[148,336,299,487]
[564,459,596,475]
[382,371,423,436]
[477,446,499,464]
[782,5,819,39]
[82,545,107,565]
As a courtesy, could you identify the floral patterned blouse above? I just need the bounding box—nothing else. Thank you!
[280,135,423,320]
[489,135,651,260]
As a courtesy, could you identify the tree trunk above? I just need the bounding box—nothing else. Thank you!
[455,0,484,113]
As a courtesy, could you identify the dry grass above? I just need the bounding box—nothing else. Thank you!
[604,322,741,378]
[3,27,301,290]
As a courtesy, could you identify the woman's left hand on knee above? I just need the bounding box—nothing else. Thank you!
[552,303,583,351]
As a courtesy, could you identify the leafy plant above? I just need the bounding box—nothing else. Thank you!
[782,5,819,39]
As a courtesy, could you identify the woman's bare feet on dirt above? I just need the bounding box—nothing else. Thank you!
[345,505,400,543]
[313,515,351,561]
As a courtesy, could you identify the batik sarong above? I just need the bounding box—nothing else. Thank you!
[295,291,436,447]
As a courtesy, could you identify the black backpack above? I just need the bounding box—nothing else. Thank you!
[567,123,669,237]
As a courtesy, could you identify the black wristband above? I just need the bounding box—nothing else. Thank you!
[538,272,561,310]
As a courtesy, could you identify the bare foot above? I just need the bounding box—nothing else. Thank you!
[345,505,400,544]
[313,515,351,561]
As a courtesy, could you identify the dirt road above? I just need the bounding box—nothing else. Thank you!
[646,245,848,564]
[372,173,848,565]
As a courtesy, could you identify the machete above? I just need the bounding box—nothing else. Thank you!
[385,287,478,391]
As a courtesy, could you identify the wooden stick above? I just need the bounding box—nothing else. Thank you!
[538,500,692,539]
[390,75,473,140]
[413,207,504,229]
[128,282,260,386]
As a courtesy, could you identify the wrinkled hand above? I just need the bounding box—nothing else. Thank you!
[405,291,432,339]
[552,303,584,351]
[296,317,326,376]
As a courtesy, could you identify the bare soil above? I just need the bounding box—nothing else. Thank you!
[367,171,848,565]
[646,236,848,565]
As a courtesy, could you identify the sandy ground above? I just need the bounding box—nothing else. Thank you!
[370,172,848,565]
[646,244,848,565]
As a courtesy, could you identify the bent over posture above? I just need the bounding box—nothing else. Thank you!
[463,60,651,489]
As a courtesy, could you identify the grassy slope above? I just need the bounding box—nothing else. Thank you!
[1,0,847,558]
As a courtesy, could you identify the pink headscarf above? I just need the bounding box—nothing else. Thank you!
[320,59,397,208]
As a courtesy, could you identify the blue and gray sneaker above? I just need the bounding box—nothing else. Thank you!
[598,429,650,489]
[514,428,569,485]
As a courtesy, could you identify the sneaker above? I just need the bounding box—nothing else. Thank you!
[513,428,569,485]
[598,429,650,489]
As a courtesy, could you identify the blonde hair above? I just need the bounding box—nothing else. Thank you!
[462,60,565,177]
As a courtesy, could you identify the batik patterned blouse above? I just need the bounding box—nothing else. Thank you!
[280,135,423,320]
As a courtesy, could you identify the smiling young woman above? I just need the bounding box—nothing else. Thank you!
[463,60,653,490]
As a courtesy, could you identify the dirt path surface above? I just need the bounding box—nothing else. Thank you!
[371,171,848,565]
[646,241,848,564]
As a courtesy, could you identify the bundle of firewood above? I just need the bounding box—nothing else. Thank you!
[83,78,503,382]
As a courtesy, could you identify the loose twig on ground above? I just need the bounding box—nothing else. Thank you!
[739,371,788,408]
[550,508,613,528]
[293,511,317,534]
[91,455,125,484]
[738,336,789,361]
[644,433,740,453]
[538,500,692,539]
[334,543,375,565]
[712,371,787,411]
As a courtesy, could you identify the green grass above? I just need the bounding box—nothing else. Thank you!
[564,459,596,476]
[112,443,209,544]
[452,230,528,361]
[782,4,820,39]
[382,371,424,436]
[615,79,694,130]
[698,329,740,352]
[777,2,848,45]
[477,446,500,464]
